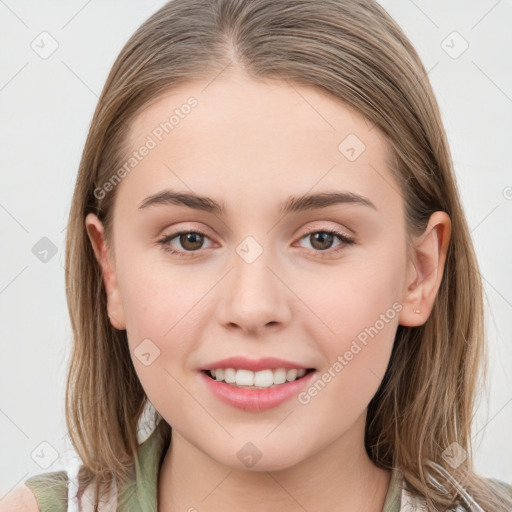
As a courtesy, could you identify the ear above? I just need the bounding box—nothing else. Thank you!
[85,213,126,330]
[398,211,451,327]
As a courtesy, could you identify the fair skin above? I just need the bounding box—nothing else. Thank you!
[4,69,449,512]
[0,486,39,512]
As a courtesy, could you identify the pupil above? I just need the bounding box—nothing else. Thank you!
[312,232,333,250]
[181,232,203,250]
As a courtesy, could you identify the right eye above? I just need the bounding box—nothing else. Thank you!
[157,230,214,257]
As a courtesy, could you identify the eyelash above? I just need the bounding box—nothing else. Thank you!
[157,228,355,259]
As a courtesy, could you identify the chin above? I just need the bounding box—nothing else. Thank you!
[205,439,310,472]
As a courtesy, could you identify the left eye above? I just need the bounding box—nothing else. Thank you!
[157,228,355,258]
[297,229,354,253]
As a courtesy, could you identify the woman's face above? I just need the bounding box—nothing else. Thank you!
[86,70,448,470]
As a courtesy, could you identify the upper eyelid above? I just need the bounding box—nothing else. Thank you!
[160,219,354,238]
[160,224,352,238]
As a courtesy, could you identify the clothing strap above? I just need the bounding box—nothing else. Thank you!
[64,460,117,512]
[400,479,470,512]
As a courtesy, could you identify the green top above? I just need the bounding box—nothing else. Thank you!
[23,426,509,512]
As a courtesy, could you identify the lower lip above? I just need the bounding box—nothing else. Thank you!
[200,370,317,411]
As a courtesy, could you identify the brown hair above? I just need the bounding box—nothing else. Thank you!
[63,0,511,509]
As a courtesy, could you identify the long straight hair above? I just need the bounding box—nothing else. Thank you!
[63,0,511,509]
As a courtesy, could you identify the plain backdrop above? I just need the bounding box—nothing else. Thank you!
[1,0,511,496]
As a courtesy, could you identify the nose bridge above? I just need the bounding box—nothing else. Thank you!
[231,233,277,305]
[217,233,291,332]
[234,239,271,293]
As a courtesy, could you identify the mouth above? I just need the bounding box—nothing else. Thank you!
[199,366,318,411]
[201,367,316,389]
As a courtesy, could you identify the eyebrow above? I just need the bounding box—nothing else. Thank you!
[137,189,377,215]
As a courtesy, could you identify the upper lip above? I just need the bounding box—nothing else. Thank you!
[200,356,314,372]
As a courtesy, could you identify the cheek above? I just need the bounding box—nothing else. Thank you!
[118,256,203,336]
[328,274,401,343]
[299,249,403,401]
[117,262,210,406]
[299,249,403,344]
[298,297,399,431]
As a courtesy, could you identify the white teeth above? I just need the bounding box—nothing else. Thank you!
[208,367,310,388]
[236,369,254,386]
[286,369,298,381]
[273,368,287,385]
[224,368,236,383]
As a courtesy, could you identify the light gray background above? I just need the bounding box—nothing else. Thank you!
[1,0,511,496]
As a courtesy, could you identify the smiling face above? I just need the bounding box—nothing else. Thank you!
[85,69,447,472]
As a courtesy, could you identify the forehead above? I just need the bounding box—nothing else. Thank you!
[117,71,401,217]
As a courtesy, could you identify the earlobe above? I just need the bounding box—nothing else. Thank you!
[84,213,126,330]
[398,211,451,327]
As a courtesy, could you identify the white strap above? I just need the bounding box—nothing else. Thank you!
[400,479,470,511]
[400,482,429,511]
[78,477,117,512]
[65,459,81,512]
[64,460,118,512]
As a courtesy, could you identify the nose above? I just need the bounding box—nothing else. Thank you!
[216,246,292,335]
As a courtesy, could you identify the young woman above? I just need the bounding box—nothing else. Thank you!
[5,0,511,510]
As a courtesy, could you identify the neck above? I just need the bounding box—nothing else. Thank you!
[157,413,391,512]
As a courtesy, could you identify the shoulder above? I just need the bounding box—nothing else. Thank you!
[0,484,40,512]
[13,470,69,512]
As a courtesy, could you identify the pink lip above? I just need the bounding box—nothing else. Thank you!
[200,369,317,412]
[200,356,313,372]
